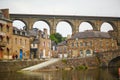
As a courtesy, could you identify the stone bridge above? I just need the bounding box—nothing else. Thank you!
[96,49,120,68]
[10,14,120,45]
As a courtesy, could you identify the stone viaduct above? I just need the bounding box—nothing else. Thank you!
[10,14,120,45]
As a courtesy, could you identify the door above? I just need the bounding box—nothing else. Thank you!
[20,49,23,60]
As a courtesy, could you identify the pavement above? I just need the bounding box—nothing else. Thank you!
[21,58,61,71]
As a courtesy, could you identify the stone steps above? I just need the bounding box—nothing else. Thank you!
[21,58,61,71]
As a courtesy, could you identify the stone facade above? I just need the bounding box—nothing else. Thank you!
[57,41,68,58]
[0,9,13,59]
[57,30,118,58]
[0,9,51,60]
[29,28,51,59]
[12,27,30,59]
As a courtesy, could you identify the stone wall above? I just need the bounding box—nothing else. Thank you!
[37,56,99,71]
[0,60,44,72]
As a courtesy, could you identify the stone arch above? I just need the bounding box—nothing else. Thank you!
[12,19,27,30]
[100,21,118,32]
[56,20,73,37]
[79,21,96,32]
[108,56,120,68]
[32,20,51,35]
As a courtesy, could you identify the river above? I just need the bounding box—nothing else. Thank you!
[0,68,119,80]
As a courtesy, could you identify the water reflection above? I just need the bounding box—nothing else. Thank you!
[0,69,119,80]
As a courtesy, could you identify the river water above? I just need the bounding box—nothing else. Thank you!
[0,68,119,80]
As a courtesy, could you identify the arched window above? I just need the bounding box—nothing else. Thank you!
[86,50,91,54]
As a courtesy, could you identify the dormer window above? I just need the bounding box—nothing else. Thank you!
[15,30,17,34]
[22,32,25,36]
[20,32,22,35]
[25,32,27,36]
[0,10,4,18]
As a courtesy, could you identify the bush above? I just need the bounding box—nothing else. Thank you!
[75,65,87,70]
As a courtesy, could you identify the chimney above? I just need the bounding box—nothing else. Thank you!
[1,9,10,19]
[43,28,48,39]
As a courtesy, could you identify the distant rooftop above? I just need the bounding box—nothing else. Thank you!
[70,30,111,40]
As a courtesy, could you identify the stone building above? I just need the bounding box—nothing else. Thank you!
[67,30,118,58]
[0,9,13,59]
[57,30,118,58]
[12,27,30,59]
[29,28,51,59]
[57,41,68,58]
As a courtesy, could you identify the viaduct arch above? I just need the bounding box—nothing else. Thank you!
[96,50,120,67]
[10,14,120,45]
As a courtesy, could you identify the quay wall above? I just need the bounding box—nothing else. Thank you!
[0,60,44,72]
[0,57,100,72]
[37,56,99,71]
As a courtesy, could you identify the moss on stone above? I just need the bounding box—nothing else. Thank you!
[75,65,88,70]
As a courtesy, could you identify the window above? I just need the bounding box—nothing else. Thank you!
[76,42,78,47]
[25,40,26,45]
[20,39,22,45]
[64,47,66,52]
[106,41,109,46]
[0,23,3,31]
[88,41,92,46]
[112,42,115,47]
[0,36,3,42]
[84,42,88,46]
[33,43,35,47]
[86,50,91,54]
[43,42,45,47]
[100,40,102,47]
[7,25,9,32]
[80,50,83,54]
[15,38,17,44]
[80,42,83,46]
[72,42,74,47]
[7,37,9,44]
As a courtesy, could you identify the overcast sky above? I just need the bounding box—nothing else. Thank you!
[0,0,120,17]
[0,0,120,37]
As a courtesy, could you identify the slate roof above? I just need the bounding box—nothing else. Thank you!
[70,30,111,40]
[58,41,67,46]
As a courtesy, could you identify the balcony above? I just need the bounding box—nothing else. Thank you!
[0,41,7,47]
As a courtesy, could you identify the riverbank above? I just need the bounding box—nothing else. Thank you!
[35,56,99,72]
[0,59,45,72]
[0,56,99,72]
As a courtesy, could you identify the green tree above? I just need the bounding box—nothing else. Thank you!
[50,33,63,44]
